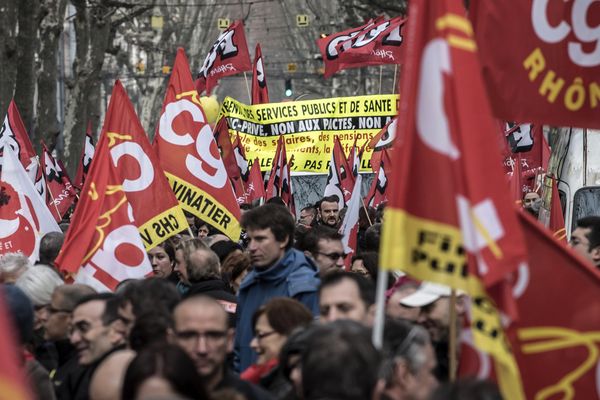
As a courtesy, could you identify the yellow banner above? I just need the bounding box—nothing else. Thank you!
[381,208,525,400]
[138,206,189,250]
[217,94,399,173]
[166,173,241,241]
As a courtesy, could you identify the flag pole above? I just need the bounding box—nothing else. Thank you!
[448,289,458,382]
[243,72,251,103]
[360,198,373,226]
[378,65,383,94]
[372,267,388,349]
[392,64,399,93]
[46,188,62,221]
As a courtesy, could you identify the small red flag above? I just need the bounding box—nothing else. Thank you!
[251,44,270,105]
[41,142,76,221]
[265,137,295,214]
[197,21,252,95]
[73,121,95,190]
[241,158,266,205]
[365,148,390,208]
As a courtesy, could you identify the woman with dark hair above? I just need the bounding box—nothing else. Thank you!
[241,297,313,398]
[147,238,178,282]
[122,344,210,400]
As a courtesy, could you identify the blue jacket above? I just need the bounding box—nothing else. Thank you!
[234,248,320,372]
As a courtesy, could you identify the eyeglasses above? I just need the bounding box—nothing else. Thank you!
[254,330,277,341]
[317,251,347,261]
[175,330,227,345]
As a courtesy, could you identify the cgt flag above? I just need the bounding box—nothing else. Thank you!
[73,121,95,190]
[155,48,242,241]
[98,81,188,249]
[214,118,245,201]
[251,43,270,105]
[266,136,295,214]
[379,0,528,398]
[197,21,252,95]
[471,1,600,129]
[41,142,76,222]
[323,137,353,208]
[317,16,406,78]
[365,148,390,208]
[509,212,600,400]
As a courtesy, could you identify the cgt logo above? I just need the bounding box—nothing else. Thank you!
[532,0,600,67]
[326,18,404,60]
[199,29,239,78]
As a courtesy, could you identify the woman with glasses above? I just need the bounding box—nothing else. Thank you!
[241,297,313,398]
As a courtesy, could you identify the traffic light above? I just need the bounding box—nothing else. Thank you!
[285,78,293,97]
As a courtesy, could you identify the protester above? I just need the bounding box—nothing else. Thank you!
[89,349,136,400]
[298,205,316,227]
[429,378,502,400]
[570,216,600,268]
[173,295,272,399]
[16,266,64,333]
[147,239,177,281]
[378,318,439,400]
[298,225,345,274]
[300,320,380,400]
[235,204,320,372]
[315,195,340,228]
[318,271,375,326]
[3,284,57,400]
[364,223,382,252]
[62,293,126,399]
[198,221,211,239]
[38,231,65,269]
[128,310,174,352]
[400,282,466,381]
[242,297,313,397]
[385,279,421,321]
[349,251,379,280]
[522,191,541,217]
[220,249,252,295]
[122,344,210,400]
[0,252,31,283]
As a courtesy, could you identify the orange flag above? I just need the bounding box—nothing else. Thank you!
[154,48,241,240]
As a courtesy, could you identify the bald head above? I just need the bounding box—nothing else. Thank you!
[55,284,97,312]
[174,296,228,329]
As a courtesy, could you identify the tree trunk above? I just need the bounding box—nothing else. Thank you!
[0,0,20,118]
[37,0,68,152]
[63,0,112,176]
[14,0,40,135]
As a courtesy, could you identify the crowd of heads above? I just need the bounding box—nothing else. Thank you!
[5,193,594,400]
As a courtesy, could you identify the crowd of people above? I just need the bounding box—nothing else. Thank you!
[2,192,598,400]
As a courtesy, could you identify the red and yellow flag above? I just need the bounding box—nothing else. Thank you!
[380,1,528,398]
[154,48,242,240]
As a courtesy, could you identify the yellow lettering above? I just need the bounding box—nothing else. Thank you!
[523,48,546,81]
[539,70,565,103]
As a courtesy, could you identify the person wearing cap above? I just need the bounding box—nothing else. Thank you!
[400,281,466,381]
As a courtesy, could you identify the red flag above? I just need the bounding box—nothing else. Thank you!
[251,44,270,105]
[73,121,95,190]
[101,81,188,249]
[214,118,245,201]
[55,84,158,290]
[233,133,250,183]
[0,286,33,400]
[509,153,524,204]
[240,158,266,205]
[471,1,600,129]
[154,48,242,240]
[197,21,252,95]
[265,137,295,213]
[41,142,76,221]
[379,1,527,397]
[368,117,396,153]
[317,16,406,78]
[549,177,566,242]
[365,148,390,208]
[509,212,600,399]
[324,137,354,208]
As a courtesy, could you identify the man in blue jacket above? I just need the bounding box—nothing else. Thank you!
[235,203,320,372]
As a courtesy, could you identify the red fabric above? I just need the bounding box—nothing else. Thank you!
[74,121,95,190]
[41,142,76,222]
[153,48,242,241]
[214,118,245,200]
[339,174,362,270]
[265,137,295,214]
[365,148,390,208]
[197,21,252,95]
[317,16,406,78]
[233,133,250,183]
[367,117,396,154]
[471,1,600,129]
[242,157,266,204]
[1,100,37,171]
[0,288,32,400]
[251,43,270,105]
[386,0,527,289]
[508,212,600,398]
[240,359,278,384]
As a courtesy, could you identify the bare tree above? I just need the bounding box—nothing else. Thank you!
[0,0,20,118]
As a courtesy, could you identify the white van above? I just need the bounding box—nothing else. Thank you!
[539,128,600,237]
